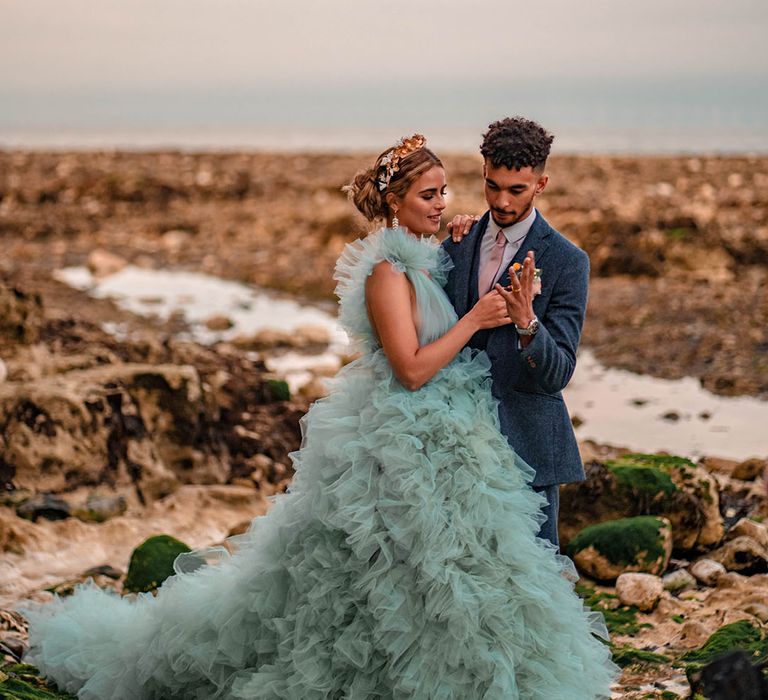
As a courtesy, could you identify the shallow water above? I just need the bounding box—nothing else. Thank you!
[57,265,768,461]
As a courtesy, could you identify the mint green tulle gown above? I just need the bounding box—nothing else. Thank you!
[23,228,618,699]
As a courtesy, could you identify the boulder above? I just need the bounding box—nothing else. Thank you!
[690,558,727,586]
[123,534,191,594]
[727,517,768,548]
[567,515,673,581]
[0,363,227,501]
[732,458,767,481]
[616,572,664,611]
[707,536,768,574]
[561,453,723,551]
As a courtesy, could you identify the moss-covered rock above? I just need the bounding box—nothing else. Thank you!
[0,663,76,699]
[123,534,191,593]
[567,515,673,581]
[561,453,723,551]
[265,379,290,402]
[682,620,768,678]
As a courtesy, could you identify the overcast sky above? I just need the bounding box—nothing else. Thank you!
[1,0,766,136]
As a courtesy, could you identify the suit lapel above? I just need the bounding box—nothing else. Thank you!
[496,211,553,289]
[453,211,490,317]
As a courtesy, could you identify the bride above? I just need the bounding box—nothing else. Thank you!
[23,135,618,699]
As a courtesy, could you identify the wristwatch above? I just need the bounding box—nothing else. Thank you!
[515,316,540,336]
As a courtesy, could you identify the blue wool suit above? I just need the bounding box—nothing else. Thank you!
[442,211,589,546]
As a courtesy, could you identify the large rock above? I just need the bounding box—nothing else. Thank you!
[0,363,227,502]
[561,453,723,551]
[123,534,191,593]
[707,536,768,574]
[727,518,768,549]
[567,515,673,581]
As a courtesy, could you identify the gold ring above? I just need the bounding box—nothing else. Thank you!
[512,287,521,293]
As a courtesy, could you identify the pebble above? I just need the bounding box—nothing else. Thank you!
[662,569,697,592]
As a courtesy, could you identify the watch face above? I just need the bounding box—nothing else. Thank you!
[529,318,540,335]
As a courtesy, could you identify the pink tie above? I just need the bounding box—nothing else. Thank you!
[478,230,507,295]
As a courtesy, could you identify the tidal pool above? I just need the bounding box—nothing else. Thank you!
[57,265,768,462]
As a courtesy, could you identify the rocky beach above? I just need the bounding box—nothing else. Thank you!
[1,149,767,698]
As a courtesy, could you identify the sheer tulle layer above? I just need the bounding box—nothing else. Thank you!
[23,350,617,699]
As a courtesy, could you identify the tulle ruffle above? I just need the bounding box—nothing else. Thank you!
[23,348,617,699]
[334,226,454,350]
[22,229,618,698]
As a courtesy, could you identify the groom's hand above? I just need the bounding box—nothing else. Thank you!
[495,251,537,344]
[446,214,478,243]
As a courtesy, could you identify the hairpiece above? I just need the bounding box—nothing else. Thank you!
[376,134,427,191]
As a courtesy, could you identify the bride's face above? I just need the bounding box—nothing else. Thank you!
[393,166,447,235]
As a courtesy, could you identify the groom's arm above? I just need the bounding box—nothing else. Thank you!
[518,248,589,394]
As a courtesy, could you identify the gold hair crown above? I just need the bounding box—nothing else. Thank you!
[377,134,427,191]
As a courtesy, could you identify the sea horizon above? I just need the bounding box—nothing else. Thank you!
[2,124,768,155]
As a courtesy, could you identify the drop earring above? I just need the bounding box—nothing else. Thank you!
[391,210,399,228]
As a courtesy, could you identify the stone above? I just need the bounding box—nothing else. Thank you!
[567,515,673,581]
[733,458,767,481]
[708,536,768,573]
[662,568,697,593]
[82,564,123,580]
[73,494,128,523]
[123,534,191,594]
[616,572,664,611]
[87,248,127,278]
[742,603,768,623]
[560,453,723,551]
[715,571,749,589]
[727,517,768,549]
[204,315,234,331]
[292,324,331,347]
[15,494,71,522]
[690,558,727,586]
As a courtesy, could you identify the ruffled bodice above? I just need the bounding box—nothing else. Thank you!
[334,226,457,350]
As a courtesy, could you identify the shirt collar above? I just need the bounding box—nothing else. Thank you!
[488,207,538,245]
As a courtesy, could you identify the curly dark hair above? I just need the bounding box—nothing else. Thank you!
[480,117,554,171]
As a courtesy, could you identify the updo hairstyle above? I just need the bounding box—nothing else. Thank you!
[343,138,443,222]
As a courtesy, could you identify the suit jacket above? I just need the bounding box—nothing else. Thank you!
[442,210,589,487]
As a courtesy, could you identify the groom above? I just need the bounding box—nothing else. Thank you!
[442,116,589,547]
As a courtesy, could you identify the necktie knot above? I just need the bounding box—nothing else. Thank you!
[495,230,506,246]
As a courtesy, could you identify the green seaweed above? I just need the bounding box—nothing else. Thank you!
[682,620,768,677]
[567,515,668,569]
[610,644,670,668]
[0,663,76,699]
[671,614,685,624]
[605,453,697,499]
[576,583,652,636]
[123,534,191,594]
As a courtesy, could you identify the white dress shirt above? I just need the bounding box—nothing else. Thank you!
[477,207,538,289]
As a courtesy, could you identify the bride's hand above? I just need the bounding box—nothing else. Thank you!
[469,290,513,330]
[447,214,479,243]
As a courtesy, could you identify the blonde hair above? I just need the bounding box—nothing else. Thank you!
[343,138,443,222]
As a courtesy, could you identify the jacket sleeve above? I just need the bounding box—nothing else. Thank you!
[518,247,589,393]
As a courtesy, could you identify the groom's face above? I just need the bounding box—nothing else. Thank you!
[483,160,548,228]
